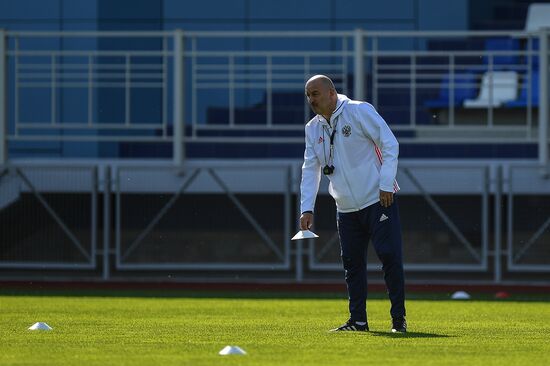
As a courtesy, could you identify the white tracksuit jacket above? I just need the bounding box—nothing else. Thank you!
[300,94,400,214]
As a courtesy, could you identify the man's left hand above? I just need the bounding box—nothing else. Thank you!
[379,190,394,207]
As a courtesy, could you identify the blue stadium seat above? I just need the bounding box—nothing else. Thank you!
[424,72,479,108]
[527,38,539,68]
[505,71,539,107]
[482,38,520,68]
[206,91,306,125]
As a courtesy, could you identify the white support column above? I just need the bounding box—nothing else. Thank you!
[493,166,502,283]
[0,29,6,165]
[103,165,111,280]
[539,29,549,175]
[354,28,365,101]
[173,29,185,167]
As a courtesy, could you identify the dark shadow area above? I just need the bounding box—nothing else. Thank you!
[370,331,452,338]
[0,289,348,300]
[1,288,550,302]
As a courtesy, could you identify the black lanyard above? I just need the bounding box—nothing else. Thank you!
[322,121,337,166]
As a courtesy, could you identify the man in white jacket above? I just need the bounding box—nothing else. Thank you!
[300,75,406,333]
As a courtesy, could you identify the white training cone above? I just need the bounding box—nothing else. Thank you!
[451,291,471,300]
[291,230,319,240]
[219,345,247,355]
[28,322,53,331]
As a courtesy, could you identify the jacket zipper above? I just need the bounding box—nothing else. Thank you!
[331,116,360,210]
[337,146,360,210]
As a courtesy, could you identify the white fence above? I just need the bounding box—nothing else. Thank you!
[0,29,549,282]
[0,29,549,167]
[0,161,549,283]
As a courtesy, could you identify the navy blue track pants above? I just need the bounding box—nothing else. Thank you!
[336,198,406,322]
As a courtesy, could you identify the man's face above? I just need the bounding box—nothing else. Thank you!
[305,80,333,117]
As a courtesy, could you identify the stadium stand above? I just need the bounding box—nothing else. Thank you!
[505,71,539,107]
[0,0,549,285]
[423,72,479,108]
[524,3,550,32]
[463,71,519,107]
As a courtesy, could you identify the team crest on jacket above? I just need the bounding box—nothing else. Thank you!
[342,124,352,137]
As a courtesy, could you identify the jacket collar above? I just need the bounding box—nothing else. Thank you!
[317,94,350,126]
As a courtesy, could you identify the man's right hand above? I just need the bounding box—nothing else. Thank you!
[300,212,314,230]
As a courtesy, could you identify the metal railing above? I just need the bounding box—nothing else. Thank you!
[307,164,490,274]
[1,160,548,282]
[0,164,97,269]
[113,163,293,271]
[0,29,548,167]
[507,164,550,272]
[0,31,184,164]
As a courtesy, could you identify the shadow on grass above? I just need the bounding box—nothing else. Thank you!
[0,289,349,299]
[1,289,549,302]
[370,331,452,338]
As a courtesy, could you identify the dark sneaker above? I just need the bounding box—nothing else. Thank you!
[330,320,369,332]
[391,317,407,333]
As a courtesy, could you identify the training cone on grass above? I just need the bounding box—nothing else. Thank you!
[451,291,471,300]
[28,322,53,331]
[219,346,247,356]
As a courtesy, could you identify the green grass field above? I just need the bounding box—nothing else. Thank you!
[1,290,549,366]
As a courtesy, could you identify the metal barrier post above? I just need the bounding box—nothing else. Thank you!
[284,166,291,268]
[295,241,303,282]
[103,166,111,280]
[539,29,549,175]
[354,29,364,101]
[173,29,185,167]
[0,29,6,165]
[493,165,502,283]
[295,163,303,282]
